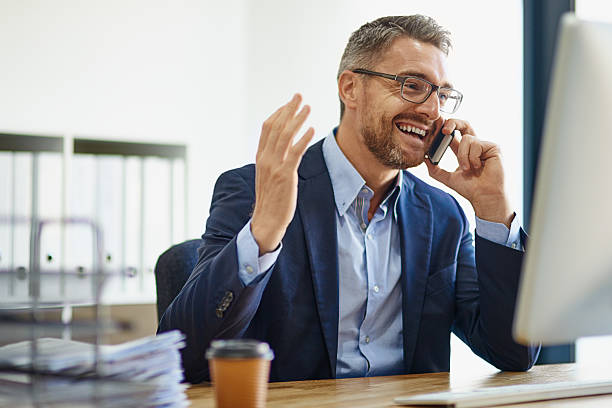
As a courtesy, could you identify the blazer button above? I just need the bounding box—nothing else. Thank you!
[215,291,234,318]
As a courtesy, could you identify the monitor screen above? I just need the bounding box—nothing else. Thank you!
[513,14,612,345]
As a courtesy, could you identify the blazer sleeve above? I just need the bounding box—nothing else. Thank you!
[157,167,274,383]
[452,209,540,371]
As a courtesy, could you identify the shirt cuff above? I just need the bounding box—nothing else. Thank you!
[236,219,282,286]
[475,213,522,250]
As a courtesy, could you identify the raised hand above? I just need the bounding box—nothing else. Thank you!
[250,94,315,254]
[425,119,514,228]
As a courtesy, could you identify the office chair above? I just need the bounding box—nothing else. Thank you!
[154,239,202,321]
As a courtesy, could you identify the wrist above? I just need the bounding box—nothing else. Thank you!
[250,216,284,255]
[472,194,514,228]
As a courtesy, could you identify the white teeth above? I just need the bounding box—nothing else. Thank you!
[397,124,426,136]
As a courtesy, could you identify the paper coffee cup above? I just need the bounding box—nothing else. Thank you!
[206,339,274,408]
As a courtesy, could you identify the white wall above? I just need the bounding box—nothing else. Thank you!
[0,0,249,239]
[576,0,612,23]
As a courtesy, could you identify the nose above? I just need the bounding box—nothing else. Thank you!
[414,90,441,120]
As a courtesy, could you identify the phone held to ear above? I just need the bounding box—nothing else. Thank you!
[426,129,457,165]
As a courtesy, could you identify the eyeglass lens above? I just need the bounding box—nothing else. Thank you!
[401,77,461,113]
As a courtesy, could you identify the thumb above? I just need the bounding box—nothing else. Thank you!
[425,159,453,188]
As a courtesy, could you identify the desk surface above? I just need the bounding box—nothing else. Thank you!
[187,363,612,407]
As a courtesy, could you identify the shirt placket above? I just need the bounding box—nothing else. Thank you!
[356,187,388,375]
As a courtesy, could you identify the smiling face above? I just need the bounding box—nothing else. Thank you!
[356,36,450,169]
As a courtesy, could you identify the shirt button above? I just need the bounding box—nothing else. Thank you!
[360,223,367,230]
[511,243,517,249]
[245,265,254,274]
[364,336,370,344]
[373,285,379,293]
[367,234,373,240]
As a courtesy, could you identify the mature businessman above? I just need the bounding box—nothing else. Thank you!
[159,15,539,383]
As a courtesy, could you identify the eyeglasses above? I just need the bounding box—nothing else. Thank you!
[351,68,463,114]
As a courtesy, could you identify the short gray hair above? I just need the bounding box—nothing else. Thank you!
[337,15,452,119]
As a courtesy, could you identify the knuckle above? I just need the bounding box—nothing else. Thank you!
[271,118,285,132]
[262,121,271,134]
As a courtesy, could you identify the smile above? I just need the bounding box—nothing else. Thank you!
[395,123,427,140]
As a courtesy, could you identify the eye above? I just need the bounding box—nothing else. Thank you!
[404,79,425,90]
[439,89,453,102]
[403,79,429,94]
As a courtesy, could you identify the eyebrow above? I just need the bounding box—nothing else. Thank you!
[397,71,454,89]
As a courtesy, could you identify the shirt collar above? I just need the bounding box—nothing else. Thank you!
[322,128,403,220]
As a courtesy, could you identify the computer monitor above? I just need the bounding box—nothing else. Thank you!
[513,14,612,345]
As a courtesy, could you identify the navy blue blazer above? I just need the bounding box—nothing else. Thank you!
[158,139,539,383]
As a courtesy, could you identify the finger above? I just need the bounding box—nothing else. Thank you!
[271,94,303,152]
[258,95,300,156]
[457,134,471,170]
[479,140,500,160]
[278,104,311,156]
[445,118,476,136]
[441,120,456,136]
[287,127,315,169]
[468,140,484,169]
[462,122,476,136]
[425,159,453,187]
[257,105,285,156]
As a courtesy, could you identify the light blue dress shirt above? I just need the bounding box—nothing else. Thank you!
[234,129,522,378]
[323,132,405,377]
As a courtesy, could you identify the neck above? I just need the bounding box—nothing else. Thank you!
[335,119,399,207]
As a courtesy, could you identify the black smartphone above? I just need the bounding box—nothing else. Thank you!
[426,129,456,165]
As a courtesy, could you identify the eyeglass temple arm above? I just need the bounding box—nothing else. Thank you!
[352,69,399,81]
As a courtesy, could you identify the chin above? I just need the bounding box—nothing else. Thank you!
[397,149,426,169]
[382,157,423,170]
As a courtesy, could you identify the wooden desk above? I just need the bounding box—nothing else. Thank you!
[187,364,612,407]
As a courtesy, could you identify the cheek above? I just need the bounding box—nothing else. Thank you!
[386,98,413,119]
[363,88,402,113]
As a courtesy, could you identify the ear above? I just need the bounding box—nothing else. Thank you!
[338,70,360,113]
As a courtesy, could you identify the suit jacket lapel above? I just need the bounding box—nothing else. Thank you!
[297,141,339,377]
[397,174,433,372]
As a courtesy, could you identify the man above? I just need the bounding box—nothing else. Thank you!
[159,15,539,383]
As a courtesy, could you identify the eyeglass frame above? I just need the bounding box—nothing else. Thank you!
[351,68,463,114]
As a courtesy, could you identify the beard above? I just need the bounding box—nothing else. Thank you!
[361,110,430,169]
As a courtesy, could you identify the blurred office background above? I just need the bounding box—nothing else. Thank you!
[0,0,610,374]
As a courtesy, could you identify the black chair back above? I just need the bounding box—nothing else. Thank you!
[154,239,202,321]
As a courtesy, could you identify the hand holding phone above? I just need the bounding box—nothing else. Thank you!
[425,123,513,228]
[426,129,458,165]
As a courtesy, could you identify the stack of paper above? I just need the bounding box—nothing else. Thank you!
[0,374,159,408]
[0,330,188,407]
